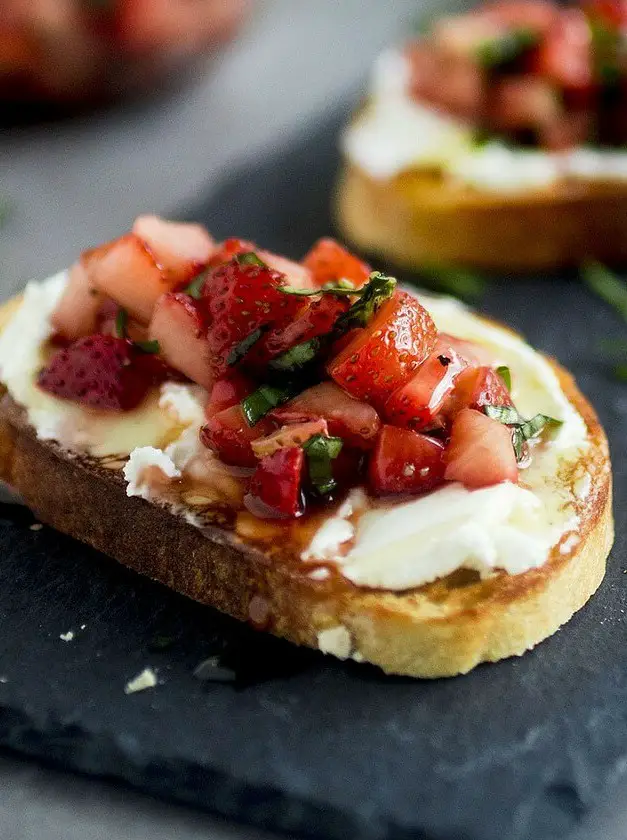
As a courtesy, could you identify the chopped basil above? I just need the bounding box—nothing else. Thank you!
[227,327,266,367]
[115,308,128,340]
[476,28,538,69]
[416,263,486,302]
[302,434,343,496]
[269,337,322,372]
[582,261,627,320]
[236,251,267,268]
[496,365,512,391]
[134,339,160,354]
[279,280,360,298]
[241,385,294,426]
[335,271,397,333]
[484,403,562,462]
[183,271,207,300]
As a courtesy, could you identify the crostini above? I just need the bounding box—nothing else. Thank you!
[337,0,627,270]
[0,218,613,677]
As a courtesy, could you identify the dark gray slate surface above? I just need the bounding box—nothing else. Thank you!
[0,106,625,840]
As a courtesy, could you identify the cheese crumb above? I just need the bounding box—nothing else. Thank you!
[123,447,180,499]
[317,625,352,660]
[60,631,74,642]
[124,667,158,694]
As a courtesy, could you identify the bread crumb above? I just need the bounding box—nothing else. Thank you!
[317,625,352,660]
[29,523,43,531]
[124,667,157,695]
[60,631,74,642]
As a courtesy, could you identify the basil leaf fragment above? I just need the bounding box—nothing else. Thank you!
[302,434,343,496]
[269,337,322,372]
[134,339,160,354]
[582,261,627,320]
[484,403,562,462]
[115,308,128,340]
[183,272,207,300]
[496,365,512,391]
[279,279,360,298]
[227,327,266,367]
[476,28,538,69]
[335,271,397,333]
[236,251,267,268]
[241,385,294,426]
[484,404,521,425]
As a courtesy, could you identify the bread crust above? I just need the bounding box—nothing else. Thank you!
[335,163,627,272]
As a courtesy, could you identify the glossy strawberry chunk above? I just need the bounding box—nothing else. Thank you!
[271,382,381,449]
[149,292,213,389]
[368,426,445,496]
[245,447,305,519]
[132,215,215,285]
[206,370,254,415]
[444,365,513,419]
[85,234,180,324]
[302,238,371,289]
[52,259,104,341]
[327,291,438,412]
[445,408,518,487]
[200,405,273,467]
[531,9,593,92]
[38,335,162,411]
[262,295,349,361]
[251,419,328,459]
[385,347,466,430]
[202,258,305,377]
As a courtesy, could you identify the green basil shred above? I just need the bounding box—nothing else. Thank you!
[335,271,397,333]
[227,327,266,367]
[496,365,512,391]
[476,28,538,69]
[183,272,207,300]
[115,308,128,340]
[236,251,267,268]
[484,404,562,461]
[279,279,360,297]
[269,337,322,372]
[134,339,160,354]
[241,385,294,426]
[582,261,627,320]
[302,434,343,496]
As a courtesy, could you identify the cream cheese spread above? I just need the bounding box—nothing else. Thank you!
[343,48,627,192]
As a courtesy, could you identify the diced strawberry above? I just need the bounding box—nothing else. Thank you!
[436,333,494,366]
[37,335,161,411]
[206,370,254,415]
[262,295,349,361]
[444,366,514,420]
[531,9,593,92]
[259,251,312,289]
[368,426,446,496]
[444,408,518,488]
[270,382,381,449]
[148,292,213,389]
[585,0,627,28]
[132,215,215,285]
[201,258,306,377]
[482,0,559,32]
[251,419,328,459]
[51,260,104,341]
[385,347,466,430]
[539,109,593,150]
[208,238,256,267]
[302,238,371,289]
[433,13,505,58]
[200,405,274,467]
[85,234,181,324]
[490,76,562,133]
[327,291,438,412]
[245,446,305,519]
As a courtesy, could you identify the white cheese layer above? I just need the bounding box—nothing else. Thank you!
[343,48,627,192]
[303,295,588,591]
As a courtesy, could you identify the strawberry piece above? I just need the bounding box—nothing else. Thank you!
[368,426,446,496]
[302,238,371,289]
[245,447,305,519]
[200,405,274,467]
[531,9,593,92]
[206,370,254,415]
[490,76,562,134]
[251,419,328,460]
[85,234,181,324]
[52,259,104,341]
[201,258,306,377]
[149,292,213,389]
[436,333,494,366]
[260,251,312,289]
[208,238,257,267]
[444,365,513,420]
[132,215,215,286]
[385,347,466,430]
[445,408,518,488]
[38,335,161,411]
[262,295,349,361]
[271,382,381,449]
[327,291,438,412]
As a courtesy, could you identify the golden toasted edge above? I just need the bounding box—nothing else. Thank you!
[0,296,614,678]
[335,163,627,271]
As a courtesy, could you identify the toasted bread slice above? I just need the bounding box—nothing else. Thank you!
[335,163,627,272]
[0,293,613,678]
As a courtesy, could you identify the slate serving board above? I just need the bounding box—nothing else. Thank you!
[0,105,626,840]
